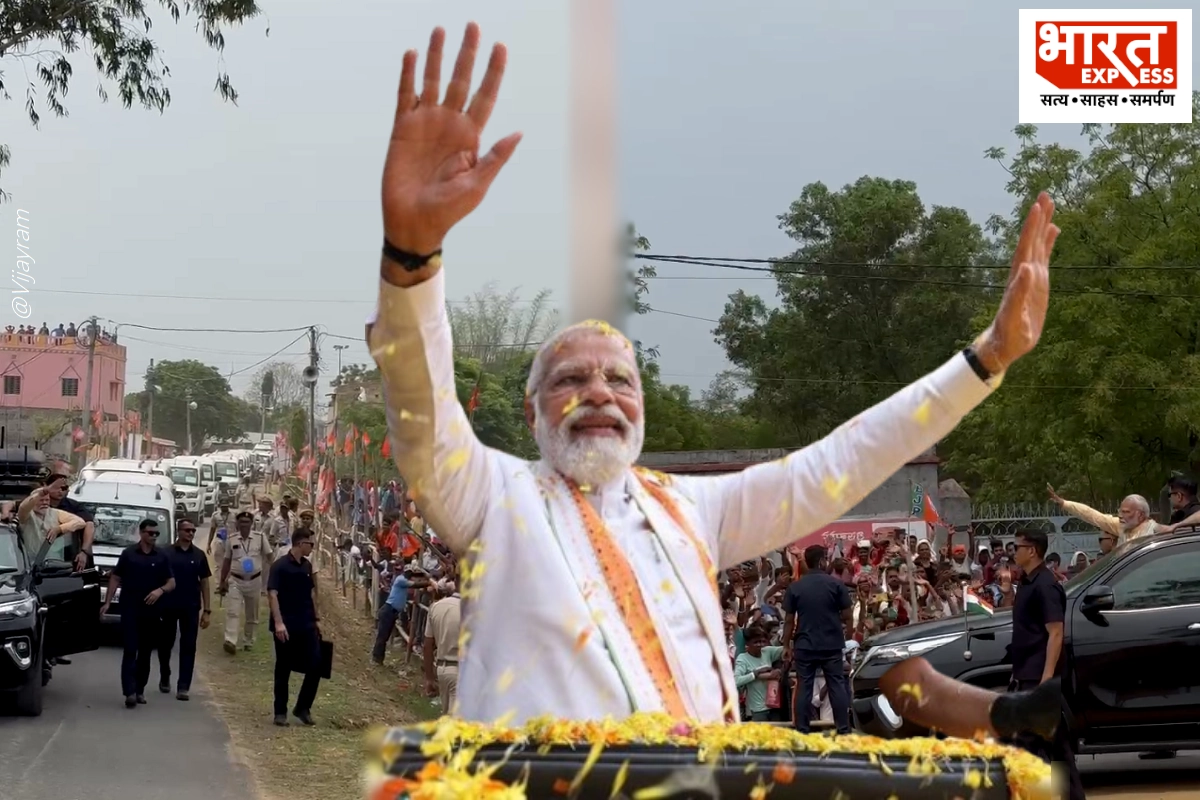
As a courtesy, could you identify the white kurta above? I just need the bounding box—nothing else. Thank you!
[367,269,997,725]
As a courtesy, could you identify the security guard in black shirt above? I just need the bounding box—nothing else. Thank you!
[267,527,322,726]
[157,517,212,700]
[1010,528,1083,800]
[100,519,175,708]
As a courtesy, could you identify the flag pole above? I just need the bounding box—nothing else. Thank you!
[906,480,921,619]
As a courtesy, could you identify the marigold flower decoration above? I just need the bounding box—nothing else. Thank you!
[365,713,1053,800]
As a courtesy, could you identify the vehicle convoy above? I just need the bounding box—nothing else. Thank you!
[0,449,101,716]
[851,531,1200,754]
[212,455,240,505]
[69,474,176,624]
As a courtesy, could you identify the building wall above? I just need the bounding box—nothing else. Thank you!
[0,335,127,455]
[0,334,127,418]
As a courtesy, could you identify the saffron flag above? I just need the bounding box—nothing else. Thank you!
[467,384,481,415]
[381,437,391,458]
[362,431,372,448]
[922,494,947,528]
[344,431,354,455]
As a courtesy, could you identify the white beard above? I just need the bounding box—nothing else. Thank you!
[535,403,644,487]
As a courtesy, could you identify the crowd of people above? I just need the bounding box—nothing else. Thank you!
[716,471,1200,732]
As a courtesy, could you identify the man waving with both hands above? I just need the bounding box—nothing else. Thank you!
[368,22,1059,727]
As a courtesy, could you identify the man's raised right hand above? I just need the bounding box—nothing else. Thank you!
[381,22,522,257]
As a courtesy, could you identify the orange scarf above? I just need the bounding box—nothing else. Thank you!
[566,472,723,720]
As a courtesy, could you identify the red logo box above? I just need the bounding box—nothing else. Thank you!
[1036,21,1178,90]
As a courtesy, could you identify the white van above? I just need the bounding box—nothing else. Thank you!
[69,474,177,624]
[162,460,204,522]
[81,458,154,481]
[212,455,240,505]
[173,456,217,514]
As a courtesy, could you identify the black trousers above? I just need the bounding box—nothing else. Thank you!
[793,649,851,734]
[1010,678,1085,800]
[158,607,201,692]
[120,612,161,697]
[372,604,400,663]
[273,627,321,717]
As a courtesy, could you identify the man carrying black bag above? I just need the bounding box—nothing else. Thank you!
[267,527,323,726]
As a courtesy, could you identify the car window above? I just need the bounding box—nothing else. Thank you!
[1111,543,1200,610]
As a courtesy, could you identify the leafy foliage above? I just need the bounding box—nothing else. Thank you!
[0,0,262,199]
[245,362,307,408]
[714,176,994,446]
[139,359,242,448]
[947,101,1200,504]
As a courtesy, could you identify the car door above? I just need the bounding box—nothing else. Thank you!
[1070,540,1200,739]
[38,566,102,658]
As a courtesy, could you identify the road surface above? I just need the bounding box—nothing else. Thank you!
[0,644,258,800]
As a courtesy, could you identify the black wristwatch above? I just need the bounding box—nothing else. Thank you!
[961,345,994,382]
[382,239,443,272]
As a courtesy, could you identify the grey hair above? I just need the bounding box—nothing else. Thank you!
[524,321,636,400]
[1123,494,1151,516]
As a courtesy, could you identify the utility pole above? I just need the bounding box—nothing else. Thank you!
[146,359,156,460]
[185,390,195,454]
[307,327,319,506]
[78,316,99,470]
[333,344,348,378]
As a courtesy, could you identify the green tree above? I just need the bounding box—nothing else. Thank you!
[246,362,307,409]
[713,176,993,446]
[946,101,1200,504]
[0,0,263,199]
[143,359,241,448]
[447,285,557,369]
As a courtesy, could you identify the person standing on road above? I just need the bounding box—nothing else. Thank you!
[158,517,212,700]
[372,565,429,665]
[782,545,853,734]
[219,511,273,653]
[1009,528,1083,800]
[423,576,461,713]
[208,500,233,568]
[267,527,322,726]
[100,519,175,708]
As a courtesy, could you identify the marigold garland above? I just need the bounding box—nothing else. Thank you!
[365,713,1053,800]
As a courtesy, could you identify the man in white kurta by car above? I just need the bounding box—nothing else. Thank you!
[367,23,1058,725]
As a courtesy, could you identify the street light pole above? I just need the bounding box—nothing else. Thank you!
[185,392,197,454]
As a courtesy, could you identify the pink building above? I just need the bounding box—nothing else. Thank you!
[0,331,127,457]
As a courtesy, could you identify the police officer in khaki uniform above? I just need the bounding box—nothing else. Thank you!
[219,510,273,653]
[253,497,286,594]
[207,501,233,568]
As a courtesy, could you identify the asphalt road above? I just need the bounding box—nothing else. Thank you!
[0,515,258,800]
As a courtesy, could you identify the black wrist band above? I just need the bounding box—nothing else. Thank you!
[961,346,993,382]
[382,239,442,272]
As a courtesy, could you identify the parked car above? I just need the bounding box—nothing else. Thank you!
[851,531,1200,755]
[0,523,102,715]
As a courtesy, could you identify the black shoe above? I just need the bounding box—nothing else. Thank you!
[293,710,315,726]
[125,695,137,708]
[273,715,289,726]
[223,641,237,655]
[136,694,147,705]
[990,678,1061,741]
[159,682,170,694]
[177,691,190,701]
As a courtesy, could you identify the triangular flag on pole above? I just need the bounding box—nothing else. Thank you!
[381,437,391,459]
[922,494,946,528]
[362,431,372,448]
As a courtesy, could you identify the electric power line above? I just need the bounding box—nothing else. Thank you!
[638,256,1200,299]
[637,253,1200,271]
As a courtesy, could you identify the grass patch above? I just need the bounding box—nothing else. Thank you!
[198,567,439,800]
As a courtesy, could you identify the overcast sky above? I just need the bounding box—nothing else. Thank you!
[4,0,1191,410]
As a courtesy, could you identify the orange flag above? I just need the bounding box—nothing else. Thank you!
[381,437,391,458]
[362,431,372,448]
[344,430,354,455]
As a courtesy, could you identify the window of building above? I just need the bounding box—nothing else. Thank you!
[109,381,121,402]
[61,377,79,397]
[3,375,20,395]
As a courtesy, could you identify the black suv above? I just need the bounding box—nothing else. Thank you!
[851,531,1200,754]
[0,523,102,715]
